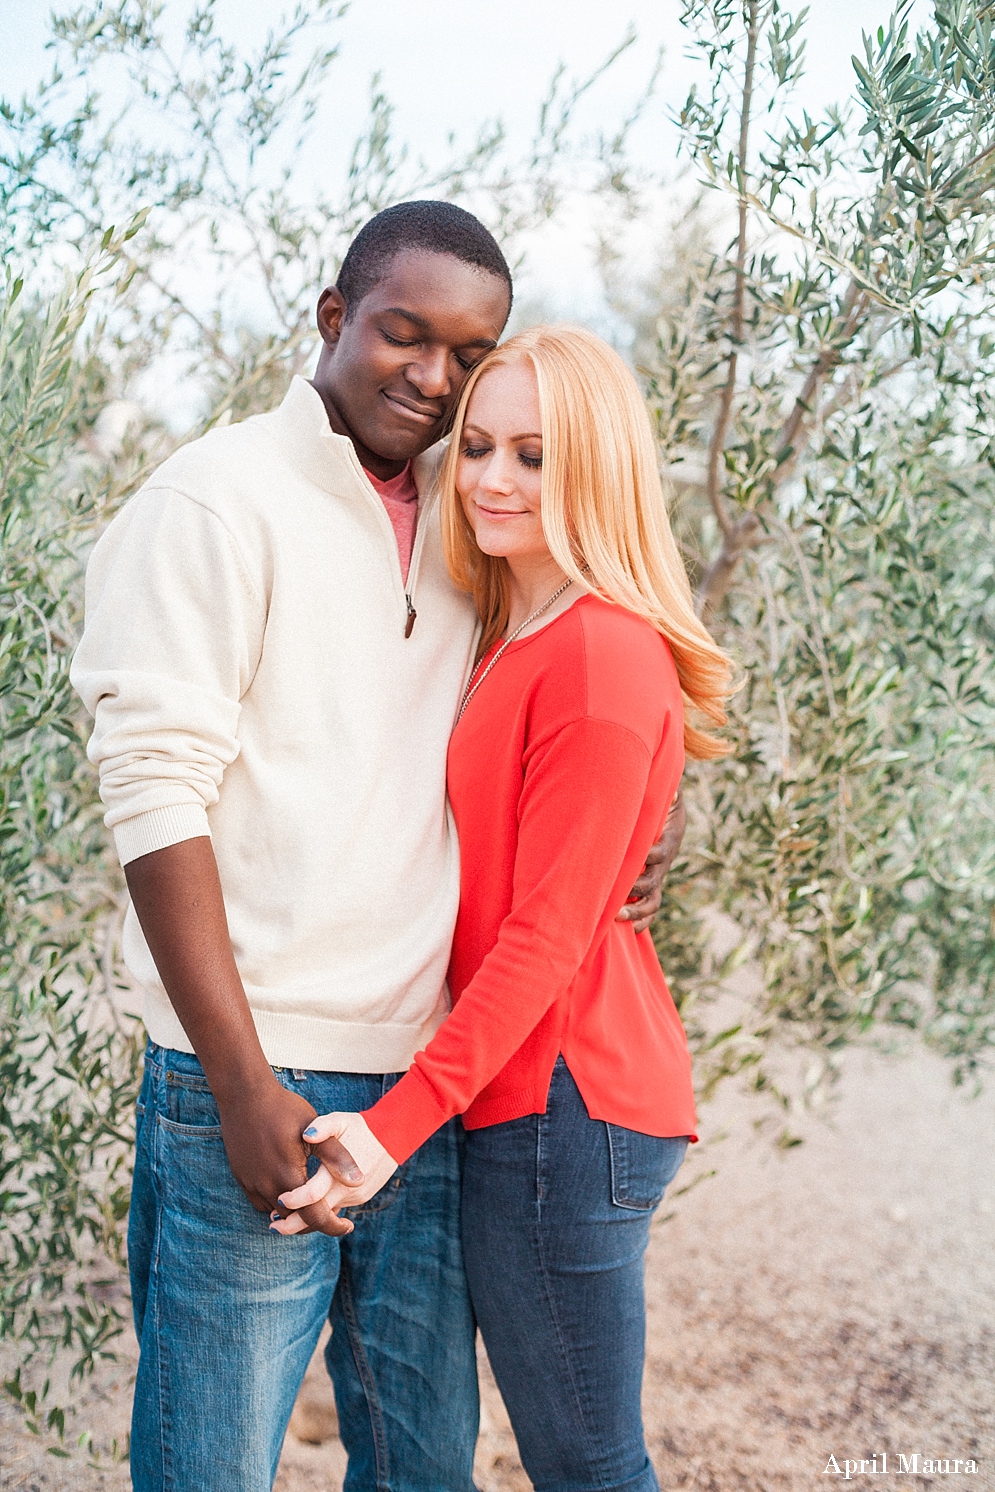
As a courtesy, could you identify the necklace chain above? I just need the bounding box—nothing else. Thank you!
[457,576,575,723]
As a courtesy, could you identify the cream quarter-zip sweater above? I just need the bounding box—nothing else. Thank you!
[71,377,479,1073]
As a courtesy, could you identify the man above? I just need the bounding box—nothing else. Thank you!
[71,201,684,1492]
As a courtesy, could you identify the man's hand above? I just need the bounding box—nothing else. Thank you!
[269,1112,398,1237]
[616,789,687,935]
[214,1081,361,1237]
[123,837,365,1234]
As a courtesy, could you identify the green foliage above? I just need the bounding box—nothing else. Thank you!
[2,0,994,1448]
[628,0,995,1105]
[0,232,148,1432]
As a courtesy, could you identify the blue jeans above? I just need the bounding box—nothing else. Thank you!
[462,1058,688,1492]
[129,1043,479,1492]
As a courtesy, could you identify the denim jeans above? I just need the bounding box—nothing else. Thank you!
[462,1057,688,1492]
[129,1043,479,1492]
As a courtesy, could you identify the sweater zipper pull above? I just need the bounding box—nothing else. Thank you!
[404,594,417,638]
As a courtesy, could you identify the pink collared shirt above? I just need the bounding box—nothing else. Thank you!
[364,463,419,583]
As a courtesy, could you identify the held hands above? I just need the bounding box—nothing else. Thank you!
[257,790,687,1234]
[269,1112,398,1236]
[218,1080,368,1238]
[616,789,687,934]
[259,792,687,1233]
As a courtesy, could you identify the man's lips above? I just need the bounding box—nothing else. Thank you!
[381,390,444,425]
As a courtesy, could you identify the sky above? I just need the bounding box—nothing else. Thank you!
[3,1,934,156]
[3,1,934,245]
[2,0,935,412]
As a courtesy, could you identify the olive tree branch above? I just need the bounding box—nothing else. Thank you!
[705,0,760,544]
[695,1,768,625]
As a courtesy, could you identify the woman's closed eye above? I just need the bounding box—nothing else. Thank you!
[461,445,542,471]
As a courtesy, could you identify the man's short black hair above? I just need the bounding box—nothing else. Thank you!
[336,200,513,318]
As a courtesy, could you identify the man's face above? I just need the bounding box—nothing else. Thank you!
[312,249,511,478]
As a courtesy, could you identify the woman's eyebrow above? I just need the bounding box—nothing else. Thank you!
[462,424,543,441]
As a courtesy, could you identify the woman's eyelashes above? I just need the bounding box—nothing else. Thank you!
[460,444,543,470]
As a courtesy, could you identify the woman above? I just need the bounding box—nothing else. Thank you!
[275,326,732,1490]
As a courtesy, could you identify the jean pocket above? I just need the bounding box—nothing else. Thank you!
[606,1126,689,1211]
[339,1169,405,1217]
[162,1070,223,1135]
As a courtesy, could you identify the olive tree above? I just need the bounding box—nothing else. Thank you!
[627,0,995,1120]
[0,229,146,1448]
[4,0,994,1447]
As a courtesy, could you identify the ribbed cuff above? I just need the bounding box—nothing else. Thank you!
[112,804,211,866]
[363,1063,453,1166]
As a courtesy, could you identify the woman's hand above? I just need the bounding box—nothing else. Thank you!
[269,1112,399,1236]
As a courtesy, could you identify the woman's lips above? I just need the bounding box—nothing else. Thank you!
[477,504,529,519]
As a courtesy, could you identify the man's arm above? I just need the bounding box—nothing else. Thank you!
[71,490,362,1229]
[125,836,361,1233]
[616,789,687,934]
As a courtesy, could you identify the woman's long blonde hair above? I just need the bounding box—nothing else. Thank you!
[440,324,733,760]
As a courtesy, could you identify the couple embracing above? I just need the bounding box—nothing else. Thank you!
[72,201,731,1492]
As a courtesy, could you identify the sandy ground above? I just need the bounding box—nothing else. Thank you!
[2,1044,992,1490]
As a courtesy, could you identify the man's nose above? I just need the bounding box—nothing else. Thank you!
[406,348,451,400]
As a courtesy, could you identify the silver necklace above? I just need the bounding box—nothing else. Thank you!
[457,576,574,724]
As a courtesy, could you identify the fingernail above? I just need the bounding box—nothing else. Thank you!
[303,1126,318,1138]
[270,1210,280,1220]
[345,1168,363,1182]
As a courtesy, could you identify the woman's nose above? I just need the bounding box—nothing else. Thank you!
[480,458,516,494]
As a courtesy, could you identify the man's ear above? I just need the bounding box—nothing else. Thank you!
[316,286,347,348]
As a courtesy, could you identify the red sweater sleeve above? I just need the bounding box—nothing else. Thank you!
[363,716,654,1163]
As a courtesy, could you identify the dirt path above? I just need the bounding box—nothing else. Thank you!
[2,1046,992,1490]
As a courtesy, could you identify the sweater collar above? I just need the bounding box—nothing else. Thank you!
[268,375,444,504]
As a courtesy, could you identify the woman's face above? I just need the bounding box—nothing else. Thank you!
[456,360,549,562]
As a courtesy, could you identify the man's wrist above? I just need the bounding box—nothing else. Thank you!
[207,1059,283,1110]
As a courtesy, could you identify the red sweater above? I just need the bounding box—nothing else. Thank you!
[364,593,697,1164]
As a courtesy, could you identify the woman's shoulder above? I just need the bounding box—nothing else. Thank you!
[560,594,683,739]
